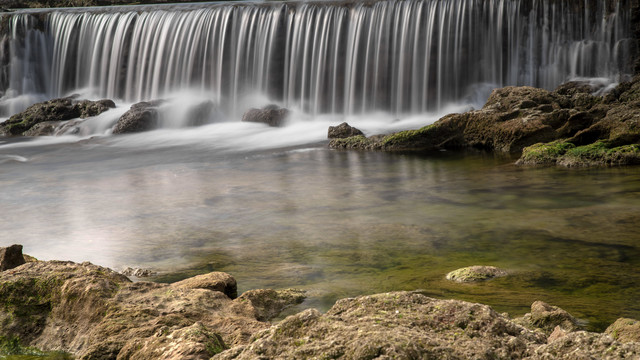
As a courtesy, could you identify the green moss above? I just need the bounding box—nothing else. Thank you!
[560,141,640,166]
[381,124,434,147]
[519,141,575,164]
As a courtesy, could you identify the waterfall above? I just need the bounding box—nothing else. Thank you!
[0,0,635,118]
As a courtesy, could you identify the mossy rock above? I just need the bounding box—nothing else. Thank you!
[445,265,508,283]
[558,141,640,167]
[517,141,576,165]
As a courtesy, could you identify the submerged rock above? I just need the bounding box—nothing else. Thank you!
[0,97,115,136]
[445,265,508,283]
[0,244,25,271]
[121,267,157,278]
[327,122,364,139]
[237,289,306,321]
[241,105,289,127]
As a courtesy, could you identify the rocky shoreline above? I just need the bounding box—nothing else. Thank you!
[1,245,639,359]
[329,77,640,167]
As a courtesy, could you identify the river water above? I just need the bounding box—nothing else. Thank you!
[1,121,639,331]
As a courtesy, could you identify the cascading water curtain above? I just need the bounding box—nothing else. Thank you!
[0,0,634,117]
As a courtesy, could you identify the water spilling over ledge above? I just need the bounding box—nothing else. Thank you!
[0,0,635,118]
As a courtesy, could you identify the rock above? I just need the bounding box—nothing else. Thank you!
[605,318,640,343]
[0,97,115,136]
[445,265,508,283]
[0,261,283,359]
[236,289,306,321]
[517,301,580,334]
[553,80,601,97]
[241,105,288,127]
[534,330,640,359]
[330,76,640,167]
[0,244,25,271]
[172,271,238,299]
[185,100,216,126]
[214,291,547,359]
[121,267,156,278]
[327,122,364,139]
[112,100,163,134]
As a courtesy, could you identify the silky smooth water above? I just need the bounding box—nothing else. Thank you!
[1,132,639,332]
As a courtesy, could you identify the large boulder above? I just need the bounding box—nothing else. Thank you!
[0,97,115,136]
[0,244,25,271]
[112,100,163,134]
[0,260,303,359]
[241,105,288,127]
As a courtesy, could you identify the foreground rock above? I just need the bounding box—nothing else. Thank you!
[241,105,289,127]
[0,244,25,271]
[330,77,640,167]
[2,252,639,359]
[0,260,304,359]
[0,96,115,136]
[445,265,508,283]
[112,100,164,134]
[216,291,640,359]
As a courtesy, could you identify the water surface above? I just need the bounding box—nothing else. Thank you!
[1,132,639,331]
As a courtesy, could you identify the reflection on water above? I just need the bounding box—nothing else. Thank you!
[1,136,639,331]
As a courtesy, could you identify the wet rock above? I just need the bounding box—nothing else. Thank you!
[236,289,306,321]
[185,100,216,127]
[445,265,508,283]
[121,267,157,278]
[553,80,601,97]
[330,76,640,167]
[215,291,546,359]
[605,318,640,343]
[0,244,25,271]
[0,97,115,136]
[327,122,364,139]
[517,301,580,334]
[112,100,163,134]
[241,105,288,127]
[173,271,238,299]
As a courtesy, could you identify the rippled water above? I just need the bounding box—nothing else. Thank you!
[1,130,639,332]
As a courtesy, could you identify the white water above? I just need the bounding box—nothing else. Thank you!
[0,0,634,124]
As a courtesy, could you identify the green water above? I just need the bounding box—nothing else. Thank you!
[2,141,639,333]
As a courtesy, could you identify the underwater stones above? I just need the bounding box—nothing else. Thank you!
[172,271,238,299]
[0,96,115,136]
[327,122,364,139]
[121,267,157,278]
[112,100,163,134]
[605,318,640,343]
[445,265,508,283]
[0,244,25,271]
[241,105,289,127]
[236,289,306,322]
